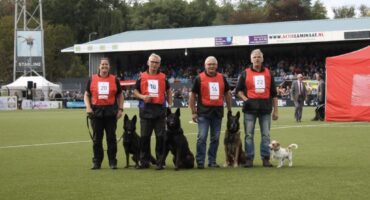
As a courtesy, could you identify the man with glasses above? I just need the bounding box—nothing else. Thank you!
[134,53,172,169]
[189,56,232,169]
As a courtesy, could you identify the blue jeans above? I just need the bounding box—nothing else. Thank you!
[243,113,271,160]
[196,116,222,166]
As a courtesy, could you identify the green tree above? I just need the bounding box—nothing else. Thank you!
[333,6,355,18]
[130,0,190,29]
[212,2,234,25]
[186,0,218,26]
[264,0,311,22]
[359,5,370,17]
[311,0,327,19]
[228,0,265,24]
[44,24,86,81]
[0,0,14,17]
[42,0,102,42]
[0,16,14,84]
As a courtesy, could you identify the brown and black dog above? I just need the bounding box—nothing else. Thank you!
[224,111,246,167]
[159,108,194,170]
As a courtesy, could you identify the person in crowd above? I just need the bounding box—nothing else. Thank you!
[312,72,325,121]
[84,57,124,170]
[235,49,278,168]
[291,74,307,122]
[189,56,232,169]
[14,92,22,109]
[133,53,172,170]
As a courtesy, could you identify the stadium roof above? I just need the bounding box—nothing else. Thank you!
[62,17,370,53]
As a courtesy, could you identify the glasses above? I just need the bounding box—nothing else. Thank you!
[206,63,217,66]
[149,60,160,64]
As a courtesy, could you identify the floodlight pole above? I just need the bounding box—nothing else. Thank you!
[13,0,45,81]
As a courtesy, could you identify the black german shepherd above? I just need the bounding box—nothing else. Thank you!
[224,111,246,167]
[121,114,156,168]
[159,108,194,170]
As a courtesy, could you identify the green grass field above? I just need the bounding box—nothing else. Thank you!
[0,107,369,200]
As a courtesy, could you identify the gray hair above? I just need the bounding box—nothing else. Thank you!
[204,56,218,65]
[250,49,263,56]
[149,53,161,61]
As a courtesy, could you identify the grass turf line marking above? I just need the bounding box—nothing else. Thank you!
[1,122,368,149]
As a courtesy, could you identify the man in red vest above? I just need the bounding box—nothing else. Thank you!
[189,56,232,169]
[134,53,172,169]
[84,57,124,170]
[235,49,278,168]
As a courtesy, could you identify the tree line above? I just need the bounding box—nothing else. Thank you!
[0,0,369,83]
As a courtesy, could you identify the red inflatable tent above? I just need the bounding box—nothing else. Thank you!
[326,46,370,121]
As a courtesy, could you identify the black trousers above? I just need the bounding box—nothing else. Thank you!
[91,116,117,165]
[140,117,165,166]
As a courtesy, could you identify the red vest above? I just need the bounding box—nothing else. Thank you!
[245,68,271,99]
[200,72,225,106]
[90,74,118,105]
[140,72,166,105]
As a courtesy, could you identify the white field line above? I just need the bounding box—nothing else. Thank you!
[0,140,90,149]
[0,122,368,149]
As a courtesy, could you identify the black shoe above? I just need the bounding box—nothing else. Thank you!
[197,164,205,169]
[155,165,164,170]
[91,163,101,170]
[244,160,253,168]
[109,160,117,170]
[208,163,220,168]
[262,159,273,167]
[137,164,150,169]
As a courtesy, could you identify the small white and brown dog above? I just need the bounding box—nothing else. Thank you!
[269,140,298,168]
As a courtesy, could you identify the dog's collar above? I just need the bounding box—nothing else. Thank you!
[272,147,280,152]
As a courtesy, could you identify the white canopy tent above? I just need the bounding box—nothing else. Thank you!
[1,75,61,100]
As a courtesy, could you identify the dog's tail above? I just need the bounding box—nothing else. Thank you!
[288,144,298,150]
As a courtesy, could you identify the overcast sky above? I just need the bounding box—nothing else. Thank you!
[321,0,370,18]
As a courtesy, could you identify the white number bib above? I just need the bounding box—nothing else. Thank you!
[209,82,220,100]
[98,82,109,99]
[254,75,265,93]
[148,80,159,97]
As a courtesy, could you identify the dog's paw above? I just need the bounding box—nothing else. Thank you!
[223,163,228,168]
[233,163,238,168]
[277,165,282,168]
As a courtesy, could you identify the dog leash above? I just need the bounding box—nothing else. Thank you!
[86,115,94,141]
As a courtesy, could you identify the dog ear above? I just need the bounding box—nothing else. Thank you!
[132,115,137,125]
[167,107,172,115]
[228,110,232,118]
[124,114,128,122]
[175,108,180,117]
[236,111,240,119]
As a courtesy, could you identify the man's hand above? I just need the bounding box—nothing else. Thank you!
[192,113,198,123]
[116,109,123,119]
[272,110,278,121]
[142,95,152,103]
[86,107,93,118]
